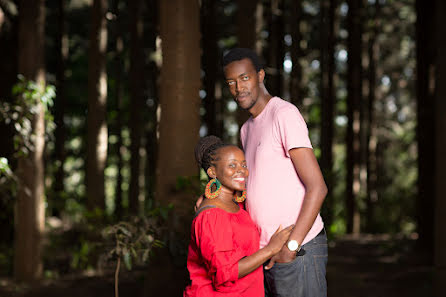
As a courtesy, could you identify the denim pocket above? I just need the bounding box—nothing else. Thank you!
[265,255,304,297]
[272,255,301,268]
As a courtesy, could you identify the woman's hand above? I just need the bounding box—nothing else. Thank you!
[237,224,294,278]
[264,246,296,270]
[265,225,294,255]
[264,225,295,270]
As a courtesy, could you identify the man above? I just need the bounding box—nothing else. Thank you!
[222,48,328,297]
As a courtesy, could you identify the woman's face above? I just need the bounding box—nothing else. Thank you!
[210,146,248,192]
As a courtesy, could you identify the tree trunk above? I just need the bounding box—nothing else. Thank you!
[157,0,201,273]
[265,0,284,97]
[346,0,362,234]
[434,1,446,293]
[14,0,46,282]
[236,0,258,49]
[289,0,303,107]
[319,0,336,230]
[365,0,380,233]
[201,0,221,137]
[111,0,124,219]
[128,0,145,215]
[415,0,435,260]
[144,0,159,207]
[235,0,259,135]
[53,0,68,217]
[86,0,108,211]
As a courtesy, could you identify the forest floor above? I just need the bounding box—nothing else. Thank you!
[0,234,433,297]
[326,234,433,297]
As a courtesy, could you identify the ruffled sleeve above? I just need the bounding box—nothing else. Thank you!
[193,209,244,291]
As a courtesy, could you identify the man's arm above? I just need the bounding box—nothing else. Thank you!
[287,147,327,244]
[265,147,327,268]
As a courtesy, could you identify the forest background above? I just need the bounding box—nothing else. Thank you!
[0,0,445,296]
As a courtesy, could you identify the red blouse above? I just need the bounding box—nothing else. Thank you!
[184,207,263,297]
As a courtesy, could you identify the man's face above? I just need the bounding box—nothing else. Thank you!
[224,58,264,111]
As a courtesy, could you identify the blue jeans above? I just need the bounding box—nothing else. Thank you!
[264,229,328,297]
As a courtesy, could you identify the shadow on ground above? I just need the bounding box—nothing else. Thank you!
[0,234,433,297]
[327,234,432,297]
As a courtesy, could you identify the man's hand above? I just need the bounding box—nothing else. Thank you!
[264,245,296,270]
[194,195,204,212]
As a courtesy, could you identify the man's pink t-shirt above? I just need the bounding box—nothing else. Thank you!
[240,97,324,248]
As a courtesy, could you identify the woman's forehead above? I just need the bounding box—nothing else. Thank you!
[216,146,244,158]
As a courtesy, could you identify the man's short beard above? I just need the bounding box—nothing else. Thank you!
[241,100,257,111]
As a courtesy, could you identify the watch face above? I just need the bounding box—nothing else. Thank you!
[287,240,299,251]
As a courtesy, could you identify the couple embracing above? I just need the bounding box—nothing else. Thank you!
[184,48,328,297]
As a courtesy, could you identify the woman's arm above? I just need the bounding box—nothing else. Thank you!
[238,224,293,278]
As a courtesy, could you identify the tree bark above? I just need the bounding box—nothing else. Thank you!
[236,0,259,49]
[86,0,108,211]
[144,0,158,207]
[365,0,381,233]
[128,0,145,215]
[415,0,435,260]
[320,0,336,229]
[265,0,284,97]
[111,0,124,219]
[235,0,259,136]
[289,0,303,107]
[346,0,363,234]
[14,0,46,282]
[434,0,446,293]
[201,0,221,137]
[157,0,201,270]
[53,0,68,216]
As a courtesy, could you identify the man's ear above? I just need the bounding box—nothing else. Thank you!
[207,167,216,179]
[258,69,265,83]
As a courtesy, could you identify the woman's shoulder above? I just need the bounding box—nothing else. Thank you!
[194,204,219,218]
[194,203,241,222]
[192,206,237,240]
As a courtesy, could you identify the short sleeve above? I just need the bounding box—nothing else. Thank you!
[193,210,244,291]
[274,106,312,157]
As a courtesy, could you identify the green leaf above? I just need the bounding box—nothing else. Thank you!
[123,251,132,270]
[142,249,150,262]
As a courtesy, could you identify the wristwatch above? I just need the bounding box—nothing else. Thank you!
[287,240,301,253]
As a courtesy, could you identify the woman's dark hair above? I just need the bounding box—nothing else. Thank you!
[222,48,264,72]
[194,135,232,173]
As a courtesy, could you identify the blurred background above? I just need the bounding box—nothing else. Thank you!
[0,0,445,296]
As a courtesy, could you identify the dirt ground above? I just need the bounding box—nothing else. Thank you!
[0,235,433,297]
[326,234,432,297]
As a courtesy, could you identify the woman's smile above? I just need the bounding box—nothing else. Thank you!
[233,177,245,183]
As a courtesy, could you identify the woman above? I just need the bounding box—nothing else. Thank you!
[184,136,293,296]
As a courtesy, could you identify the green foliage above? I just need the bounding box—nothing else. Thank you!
[0,157,16,200]
[102,215,165,271]
[146,204,174,222]
[70,241,96,270]
[0,245,13,276]
[0,75,56,158]
[176,175,203,197]
[0,157,14,182]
